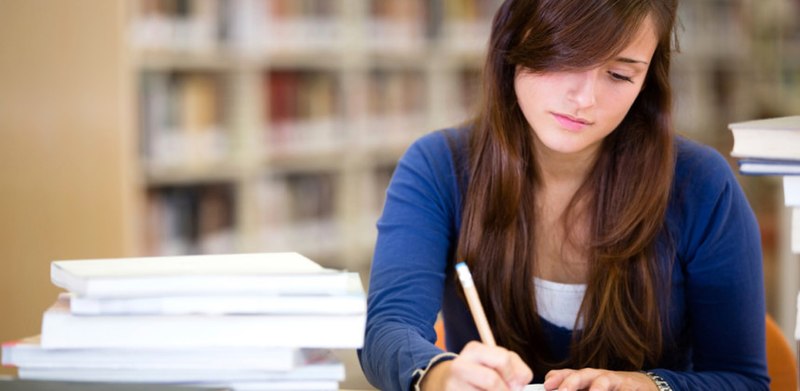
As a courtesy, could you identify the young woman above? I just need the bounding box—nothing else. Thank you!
[358,0,769,390]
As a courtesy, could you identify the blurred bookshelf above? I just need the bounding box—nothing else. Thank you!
[128,0,496,278]
[671,0,800,344]
[127,0,800,337]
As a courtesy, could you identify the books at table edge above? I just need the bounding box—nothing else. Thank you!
[728,115,800,161]
[68,292,365,316]
[0,380,340,391]
[8,378,340,391]
[736,159,800,176]
[793,207,800,254]
[0,378,339,391]
[784,176,800,207]
[67,272,365,315]
[206,380,339,391]
[50,252,352,298]
[40,295,365,349]
[14,355,345,383]
[2,335,329,371]
[728,115,800,131]
[0,379,234,391]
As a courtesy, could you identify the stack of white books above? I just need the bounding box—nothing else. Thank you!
[2,252,366,391]
[729,115,800,253]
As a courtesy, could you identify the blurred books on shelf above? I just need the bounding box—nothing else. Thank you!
[128,1,501,276]
[366,0,427,52]
[144,184,236,256]
[439,0,496,53]
[139,71,229,170]
[228,0,342,54]
[729,116,800,255]
[2,252,363,391]
[265,70,343,155]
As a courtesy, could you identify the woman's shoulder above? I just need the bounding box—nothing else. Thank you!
[399,127,470,172]
[669,136,752,248]
[407,127,470,156]
[673,135,737,193]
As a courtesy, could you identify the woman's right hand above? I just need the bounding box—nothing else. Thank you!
[420,341,533,391]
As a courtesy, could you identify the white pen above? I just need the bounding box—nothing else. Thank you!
[455,261,496,347]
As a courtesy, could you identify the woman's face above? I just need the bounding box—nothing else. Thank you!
[514,16,659,161]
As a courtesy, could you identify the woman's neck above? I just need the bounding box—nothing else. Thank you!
[534,140,599,189]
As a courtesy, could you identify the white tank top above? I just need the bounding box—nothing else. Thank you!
[534,277,587,330]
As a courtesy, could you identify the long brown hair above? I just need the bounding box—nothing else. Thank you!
[456,0,679,373]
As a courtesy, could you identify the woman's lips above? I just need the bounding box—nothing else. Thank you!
[552,112,592,132]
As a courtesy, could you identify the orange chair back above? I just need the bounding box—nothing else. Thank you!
[766,314,798,391]
[434,317,446,350]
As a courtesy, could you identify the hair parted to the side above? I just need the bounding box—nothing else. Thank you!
[456,0,679,373]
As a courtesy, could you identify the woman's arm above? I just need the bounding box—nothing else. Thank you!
[357,131,460,391]
[648,145,769,390]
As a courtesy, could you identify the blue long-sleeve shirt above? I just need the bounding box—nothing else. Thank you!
[358,128,769,391]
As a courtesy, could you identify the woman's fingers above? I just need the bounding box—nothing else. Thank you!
[544,368,656,391]
[450,359,514,390]
[507,349,535,388]
[544,368,575,389]
[457,341,534,390]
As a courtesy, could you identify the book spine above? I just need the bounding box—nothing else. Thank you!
[785,176,800,207]
[40,313,365,349]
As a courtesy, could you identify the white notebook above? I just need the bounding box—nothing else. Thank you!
[68,273,365,315]
[3,335,313,371]
[41,295,365,349]
[50,252,349,298]
[18,355,344,383]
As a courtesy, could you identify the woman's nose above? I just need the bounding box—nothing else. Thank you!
[566,69,599,108]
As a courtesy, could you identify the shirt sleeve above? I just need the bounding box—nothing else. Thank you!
[650,145,770,390]
[357,131,460,391]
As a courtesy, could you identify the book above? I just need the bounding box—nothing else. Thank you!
[0,379,231,391]
[523,385,546,390]
[68,289,365,316]
[16,352,343,383]
[2,336,310,371]
[793,207,799,254]
[68,272,364,315]
[40,295,365,349]
[785,176,800,207]
[738,159,800,176]
[212,380,338,390]
[728,116,800,160]
[50,252,350,298]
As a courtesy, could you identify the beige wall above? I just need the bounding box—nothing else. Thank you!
[0,0,133,374]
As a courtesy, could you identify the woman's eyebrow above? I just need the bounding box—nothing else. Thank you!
[616,56,649,65]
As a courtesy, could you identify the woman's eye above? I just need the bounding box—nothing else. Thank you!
[608,71,634,83]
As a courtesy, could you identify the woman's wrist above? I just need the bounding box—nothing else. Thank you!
[641,371,673,391]
[413,352,458,391]
[418,359,454,390]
